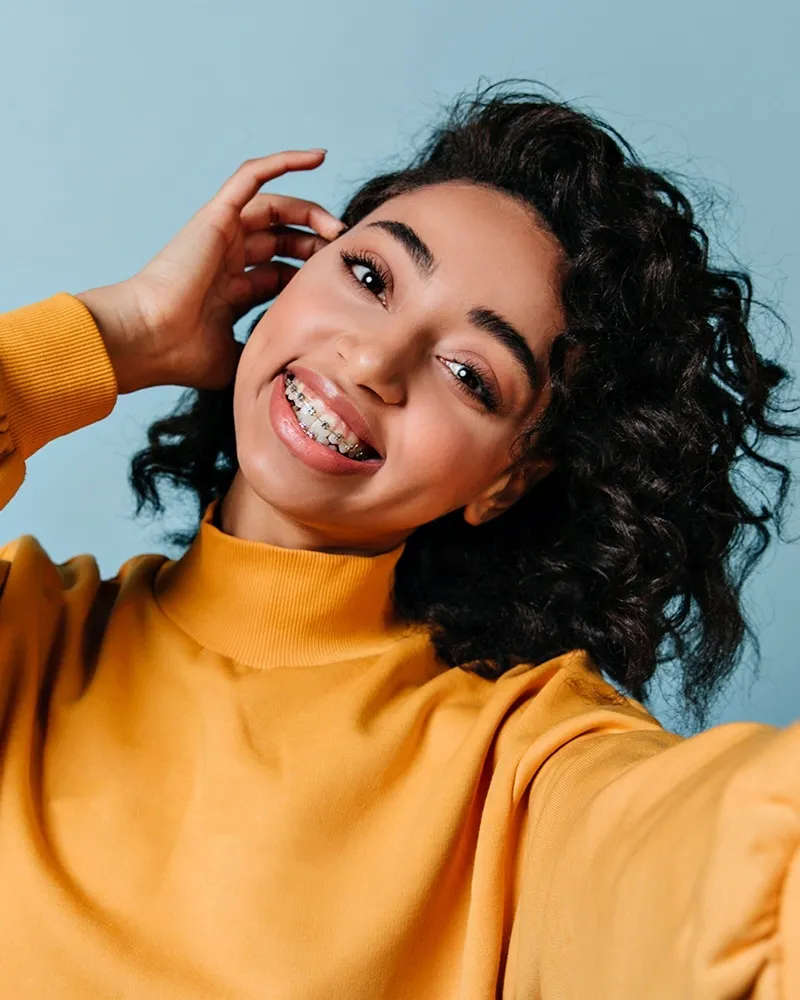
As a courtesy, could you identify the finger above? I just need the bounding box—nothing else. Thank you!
[214,150,330,215]
[229,260,301,310]
[240,192,345,242]
[244,226,327,266]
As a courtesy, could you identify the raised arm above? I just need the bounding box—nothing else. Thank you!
[0,294,117,508]
[0,150,345,512]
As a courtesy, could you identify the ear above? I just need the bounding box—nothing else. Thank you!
[462,458,554,527]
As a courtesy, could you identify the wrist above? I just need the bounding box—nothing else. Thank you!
[75,280,163,394]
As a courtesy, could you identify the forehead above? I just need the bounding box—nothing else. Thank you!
[358,181,566,341]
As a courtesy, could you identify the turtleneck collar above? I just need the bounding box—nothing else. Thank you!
[154,501,416,669]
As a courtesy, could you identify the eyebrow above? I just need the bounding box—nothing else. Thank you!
[365,219,541,396]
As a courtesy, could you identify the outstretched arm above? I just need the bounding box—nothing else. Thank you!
[512,719,800,998]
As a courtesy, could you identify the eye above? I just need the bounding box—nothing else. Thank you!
[339,248,500,414]
[340,250,390,304]
[440,357,501,414]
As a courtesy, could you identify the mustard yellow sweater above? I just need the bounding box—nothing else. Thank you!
[0,293,798,999]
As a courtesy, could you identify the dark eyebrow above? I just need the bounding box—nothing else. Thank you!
[365,218,541,396]
[466,307,541,396]
[365,220,437,275]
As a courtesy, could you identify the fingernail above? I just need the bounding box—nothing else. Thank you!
[308,147,327,155]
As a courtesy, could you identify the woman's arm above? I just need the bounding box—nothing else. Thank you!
[0,293,117,508]
[0,150,344,512]
[511,719,800,998]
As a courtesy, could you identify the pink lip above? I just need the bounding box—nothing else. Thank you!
[287,364,384,458]
[269,371,385,477]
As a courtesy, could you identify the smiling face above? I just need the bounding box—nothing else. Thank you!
[227,180,566,554]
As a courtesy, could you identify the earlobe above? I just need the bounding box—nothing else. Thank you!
[462,470,521,527]
[462,459,554,527]
[462,502,488,527]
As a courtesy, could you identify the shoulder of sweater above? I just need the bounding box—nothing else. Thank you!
[0,532,168,602]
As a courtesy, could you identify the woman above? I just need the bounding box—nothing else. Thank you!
[0,83,798,998]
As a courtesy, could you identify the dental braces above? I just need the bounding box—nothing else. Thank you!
[285,379,357,454]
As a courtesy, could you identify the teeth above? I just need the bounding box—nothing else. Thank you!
[284,373,375,460]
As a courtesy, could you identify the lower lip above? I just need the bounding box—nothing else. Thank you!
[269,371,385,477]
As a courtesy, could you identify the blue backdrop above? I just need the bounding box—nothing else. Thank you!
[0,0,797,732]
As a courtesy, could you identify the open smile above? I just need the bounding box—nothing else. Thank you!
[269,372,385,477]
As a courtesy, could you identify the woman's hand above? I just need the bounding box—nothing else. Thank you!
[77,150,344,394]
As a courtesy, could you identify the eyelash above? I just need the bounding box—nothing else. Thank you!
[338,249,501,414]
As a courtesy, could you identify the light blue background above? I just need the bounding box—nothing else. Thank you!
[0,0,797,733]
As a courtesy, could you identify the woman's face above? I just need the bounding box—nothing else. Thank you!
[230,180,565,554]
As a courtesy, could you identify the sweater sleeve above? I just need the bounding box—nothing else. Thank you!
[0,293,118,508]
[511,719,800,999]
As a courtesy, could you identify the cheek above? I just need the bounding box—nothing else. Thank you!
[249,266,350,360]
[232,270,344,436]
[236,286,318,382]
[399,405,503,495]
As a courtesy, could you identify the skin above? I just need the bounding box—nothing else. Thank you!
[77,152,565,557]
[229,182,564,554]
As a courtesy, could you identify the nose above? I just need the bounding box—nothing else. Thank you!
[335,323,420,405]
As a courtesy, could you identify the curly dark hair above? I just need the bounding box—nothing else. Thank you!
[130,80,800,734]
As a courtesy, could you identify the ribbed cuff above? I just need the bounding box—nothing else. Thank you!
[0,292,118,460]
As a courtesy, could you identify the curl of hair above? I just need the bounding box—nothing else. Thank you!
[130,80,800,733]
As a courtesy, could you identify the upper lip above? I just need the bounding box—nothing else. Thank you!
[285,364,385,459]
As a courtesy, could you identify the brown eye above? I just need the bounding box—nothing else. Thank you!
[439,357,500,413]
[340,250,390,304]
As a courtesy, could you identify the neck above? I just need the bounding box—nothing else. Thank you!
[155,495,417,669]
[220,471,412,557]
